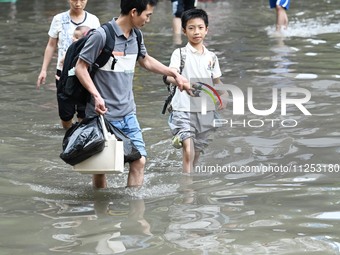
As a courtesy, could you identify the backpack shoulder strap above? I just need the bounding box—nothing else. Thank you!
[133,28,143,60]
[91,22,116,72]
[161,47,185,114]
[179,47,186,74]
[211,52,217,69]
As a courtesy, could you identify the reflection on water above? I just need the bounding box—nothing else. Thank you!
[1,0,340,254]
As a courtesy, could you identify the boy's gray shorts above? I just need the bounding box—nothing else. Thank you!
[168,111,216,152]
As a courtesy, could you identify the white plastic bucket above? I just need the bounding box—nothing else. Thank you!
[73,115,124,174]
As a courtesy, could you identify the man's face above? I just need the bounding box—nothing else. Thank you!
[133,4,154,28]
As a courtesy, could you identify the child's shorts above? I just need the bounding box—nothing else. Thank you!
[168,111,216,152]
[269,0,290,10]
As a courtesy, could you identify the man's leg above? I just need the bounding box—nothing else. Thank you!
[115,114,147,188]
[92,174,107,189]
[127,156,146,187]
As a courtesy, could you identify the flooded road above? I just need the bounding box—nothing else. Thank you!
[1,0,340,254]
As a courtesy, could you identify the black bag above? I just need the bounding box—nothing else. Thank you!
[60,116,142,166]
[103,118,142,163]
[58,23,143,104]
[60,117,105,166]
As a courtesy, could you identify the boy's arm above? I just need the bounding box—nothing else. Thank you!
[75,58,107,114]
[165,69,180,84]
[138,54,190,92]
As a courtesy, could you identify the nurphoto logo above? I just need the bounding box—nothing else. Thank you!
[191,81,312,128]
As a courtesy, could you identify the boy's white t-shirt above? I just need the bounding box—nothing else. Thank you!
[48,11,100,70]
[169,43,222,112]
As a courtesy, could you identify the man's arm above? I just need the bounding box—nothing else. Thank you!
[138,54,190,92]
[75,58,107,114]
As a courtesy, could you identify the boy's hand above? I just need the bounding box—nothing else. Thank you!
[218,90,229,110]
[174,73,195,96]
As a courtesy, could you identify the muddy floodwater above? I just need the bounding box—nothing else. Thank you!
[1,0,340,254]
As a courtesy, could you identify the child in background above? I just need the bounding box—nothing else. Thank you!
[56,25,91,79]
[165,8,226,173]
[72,25,91,42]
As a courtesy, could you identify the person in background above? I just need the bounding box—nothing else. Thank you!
[75,0,190,189]
[171,0,197,45]
[269,0,290,32]
[165,8,226,173]
[36,0,100,130]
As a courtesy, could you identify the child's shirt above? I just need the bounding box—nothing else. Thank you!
[169,43,222,112]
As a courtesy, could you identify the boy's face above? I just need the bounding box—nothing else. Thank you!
[183,18,208,45]
[132,4,154,28]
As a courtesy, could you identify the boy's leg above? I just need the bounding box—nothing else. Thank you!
[193,150,201,167]
[169,111,197,173]
[182,138,195,173]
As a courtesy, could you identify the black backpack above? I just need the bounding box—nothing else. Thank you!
[58,22,142,104]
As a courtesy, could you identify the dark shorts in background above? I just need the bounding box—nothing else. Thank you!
[171,0,197,18]
[56,69,86,121]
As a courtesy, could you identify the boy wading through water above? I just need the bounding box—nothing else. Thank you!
[165,8,227,173]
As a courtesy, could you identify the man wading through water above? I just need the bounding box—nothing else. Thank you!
[75,0,191,189]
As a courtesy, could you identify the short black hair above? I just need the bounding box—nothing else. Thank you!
[120,0,158,15]
[181,8,209,29]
